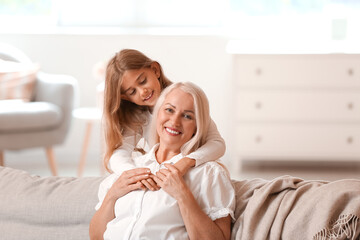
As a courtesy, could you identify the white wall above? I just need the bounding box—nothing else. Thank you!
[0,32,237,174]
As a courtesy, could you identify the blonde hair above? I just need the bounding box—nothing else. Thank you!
[149,82,210,155]
[103,49,172,172]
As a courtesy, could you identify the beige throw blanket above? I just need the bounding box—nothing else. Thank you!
[231,176,360,240]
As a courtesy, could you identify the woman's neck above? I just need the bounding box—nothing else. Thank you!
[155,145,181,164]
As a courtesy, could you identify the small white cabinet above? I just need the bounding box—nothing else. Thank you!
[230,52,360,163]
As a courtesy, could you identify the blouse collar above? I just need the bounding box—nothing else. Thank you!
[147,143,185,166]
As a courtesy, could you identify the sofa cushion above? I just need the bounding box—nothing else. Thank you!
[0,60,39,101]
[0,101,61,132]
[0,166,105,240]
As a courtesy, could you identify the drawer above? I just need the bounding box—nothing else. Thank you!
[237,124,360,159]
[236,90,360,122]
[233,55,360,88]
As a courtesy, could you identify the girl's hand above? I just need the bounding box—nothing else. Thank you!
[140,174,160,191]
[174,157,195,176]
[153,163,188,200]
[107,168,150,201]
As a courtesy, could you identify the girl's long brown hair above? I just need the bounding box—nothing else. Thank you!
[103,49,172,172]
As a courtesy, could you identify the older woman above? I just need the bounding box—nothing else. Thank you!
[89,82,235,240]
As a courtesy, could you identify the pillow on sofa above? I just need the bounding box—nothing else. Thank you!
[0,59,39,101]
[0,166,105,240]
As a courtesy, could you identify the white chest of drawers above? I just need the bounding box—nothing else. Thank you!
[231,53,360,163]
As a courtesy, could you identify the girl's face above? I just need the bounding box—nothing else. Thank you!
[156,88,197,153]
[121,63,162,107]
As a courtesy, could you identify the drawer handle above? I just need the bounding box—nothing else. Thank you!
[255,68,262,76]
[347,136,354,144]
[348,68,354,76]
[255,101,262,109]
[255,135,262,143]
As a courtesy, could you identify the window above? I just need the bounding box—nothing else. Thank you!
[226,0,360,41]
[56,0,224,27]
[0,0,52,15]
[1,0,359,41]
[0,0,55,29]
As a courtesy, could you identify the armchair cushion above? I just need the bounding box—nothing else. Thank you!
[0,42,77,152]
[0,101,61,132]
[0,60,39,101]
[0,73,77,150]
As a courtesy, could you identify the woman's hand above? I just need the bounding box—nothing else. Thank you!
[154,163,230,240]
[153,163,188,200]
[140,174,161,191]
[107,168,151,201]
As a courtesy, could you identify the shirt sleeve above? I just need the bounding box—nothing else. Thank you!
[196,163,236,222]
[186,118,226,167]
[95,173,119,211]
[109,128,142,174]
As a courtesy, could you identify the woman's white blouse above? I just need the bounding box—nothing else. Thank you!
[96,144,235,240]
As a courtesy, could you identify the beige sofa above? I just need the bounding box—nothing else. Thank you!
[0,166,104,240]
[1,166,359,240]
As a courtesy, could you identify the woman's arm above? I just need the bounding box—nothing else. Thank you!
[153,164,231,240]
[89,168,151,240]
[177,189,231,240]
[174,119,226,175]
[89,193,117,240]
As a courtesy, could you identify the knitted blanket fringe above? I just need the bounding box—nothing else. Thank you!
[313,214,360,240]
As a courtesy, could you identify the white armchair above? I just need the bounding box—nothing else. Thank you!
[0,43,78,175]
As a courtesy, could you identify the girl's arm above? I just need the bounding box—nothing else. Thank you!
[110,127,159,191]
[153,164,232,240]
[108,129,142,174]
[174,119,226,175]
[89,168,150,240]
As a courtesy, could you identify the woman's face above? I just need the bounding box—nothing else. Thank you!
[156,88,197,153]
[121,63,162,107]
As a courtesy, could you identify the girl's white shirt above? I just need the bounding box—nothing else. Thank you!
[96,144,235,240]
[109,111,226,174]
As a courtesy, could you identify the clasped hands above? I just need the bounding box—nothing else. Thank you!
[109,163,187,201]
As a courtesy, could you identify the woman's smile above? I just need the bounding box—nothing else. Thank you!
[165,127,181,136]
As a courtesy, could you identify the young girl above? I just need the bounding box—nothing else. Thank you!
[103,49,225,189]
